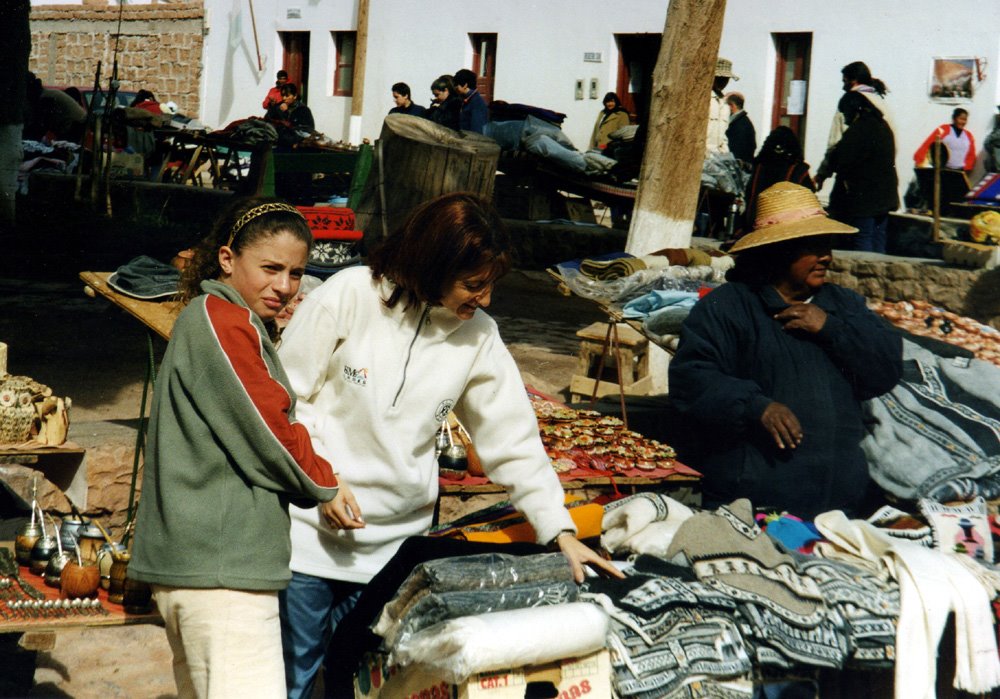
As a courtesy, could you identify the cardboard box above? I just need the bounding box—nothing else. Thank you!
[355,648,612,699]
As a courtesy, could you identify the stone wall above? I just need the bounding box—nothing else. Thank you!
[828,254,1000,330]
[29,3,204,118]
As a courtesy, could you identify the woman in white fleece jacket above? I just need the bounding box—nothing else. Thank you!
[276,192,620,698]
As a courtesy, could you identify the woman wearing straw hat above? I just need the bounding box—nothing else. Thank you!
[669,182,902,519]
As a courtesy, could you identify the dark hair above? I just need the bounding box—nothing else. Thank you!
[368,192,511,310]
[131,90,156,106]
[279,83,299,98]
[755,125,803,164]
[391,82,411,98]
[431,75,455,94]
[725,92,745,110]
[953,107,968,120]
[602,92,622,111]
[179,197,313,303]
[838,90,881,122]
[276,70,288,80]
[453,69,477,90]
[842,61,888,96]
[726,236,833,287]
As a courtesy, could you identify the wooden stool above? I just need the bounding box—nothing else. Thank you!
[570,321,651,406]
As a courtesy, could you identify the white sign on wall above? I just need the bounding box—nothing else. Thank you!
[584,52,602,63]
[787,80,807,115]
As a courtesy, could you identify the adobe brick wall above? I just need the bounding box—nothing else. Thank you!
[29,2,204,118]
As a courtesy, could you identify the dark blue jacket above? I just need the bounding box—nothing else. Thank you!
[389,102,426,117]
[459,89,488,133]
[668,282,902,518]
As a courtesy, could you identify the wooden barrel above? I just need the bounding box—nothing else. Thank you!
[355,114,500,246]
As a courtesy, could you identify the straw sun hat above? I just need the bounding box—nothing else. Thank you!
[729,182,858,253]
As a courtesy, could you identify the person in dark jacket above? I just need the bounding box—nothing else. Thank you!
[266,82,314,131]
[424,74,462,131]
[724,92,756,165]
[387,82,426,117]
[453,68,488,133]
[669,182,903,519]
[825,90,899,253]
[741,126,815,233]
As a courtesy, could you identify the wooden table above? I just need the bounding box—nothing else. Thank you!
[0,544,161,638]
[436,471,701,525]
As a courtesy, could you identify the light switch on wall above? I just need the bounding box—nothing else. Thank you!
[575,79,584,100]
[590,78,599,99]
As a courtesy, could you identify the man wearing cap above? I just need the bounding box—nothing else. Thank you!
[669,182,902,520]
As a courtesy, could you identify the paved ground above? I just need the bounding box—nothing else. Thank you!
[0,229,607,697]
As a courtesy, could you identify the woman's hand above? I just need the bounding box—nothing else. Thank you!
[760,401,803,450]
[775,303,827,334]
[321,480,365,530]
[557,534,625,584]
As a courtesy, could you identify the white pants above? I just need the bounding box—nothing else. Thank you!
[153,586,286,699]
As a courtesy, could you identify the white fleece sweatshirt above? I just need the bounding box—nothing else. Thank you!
[277,266,574,583]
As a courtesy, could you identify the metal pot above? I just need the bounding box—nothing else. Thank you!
[59,515,90,554]
[438,443,469,480]
[44,512,72,587]
[76,522,107,565]
[14,520,42,566]
[44,551,73,588]
[29,508,58,575]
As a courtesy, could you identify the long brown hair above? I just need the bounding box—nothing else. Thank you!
[368,192,512,310]
[178,196,312,303]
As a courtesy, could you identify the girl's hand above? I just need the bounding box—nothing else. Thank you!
[321,480,365,530]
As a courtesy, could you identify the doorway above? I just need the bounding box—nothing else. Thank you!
[614,34,661,122]
[771,33,812,143]
[280,31,310,103]
[470,33,497,103]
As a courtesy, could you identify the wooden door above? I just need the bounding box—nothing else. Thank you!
[470,33,496,103]
[771,33,812,142]
[280,31,310,103]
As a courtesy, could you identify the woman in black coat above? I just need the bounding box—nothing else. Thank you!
[825,91,899,253]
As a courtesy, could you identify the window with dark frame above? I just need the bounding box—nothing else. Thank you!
[333,31,357,96]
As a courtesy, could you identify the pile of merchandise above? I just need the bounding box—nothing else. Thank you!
[531,395,677,474]
[871,299,1000,366]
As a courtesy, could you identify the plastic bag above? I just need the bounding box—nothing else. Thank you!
[391,602,609,684]
[555,263,716,306]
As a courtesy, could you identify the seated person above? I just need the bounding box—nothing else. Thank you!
[130,89,162,115]
[23,72,86,143]
[388,82,426,117]
[914,107,976,173]
[669,182,902,519]
[589,92,630,151]
[265,83,314,132]
[263,70,288,111]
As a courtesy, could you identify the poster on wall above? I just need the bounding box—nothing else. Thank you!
[929,57,985,102]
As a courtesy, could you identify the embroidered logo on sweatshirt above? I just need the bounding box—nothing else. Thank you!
[343,366,369,386]
[435,399,454,422]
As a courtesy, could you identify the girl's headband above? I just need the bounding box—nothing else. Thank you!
[226,203,306,248]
